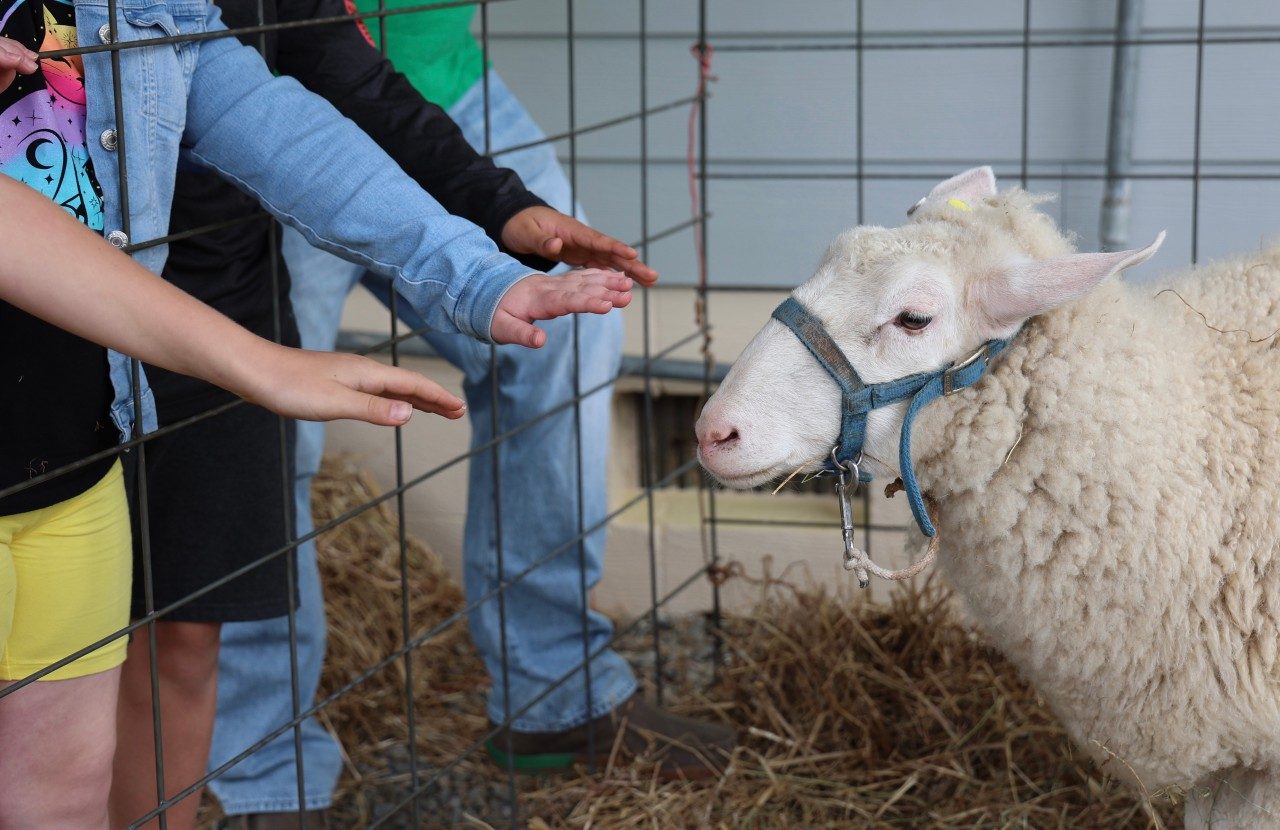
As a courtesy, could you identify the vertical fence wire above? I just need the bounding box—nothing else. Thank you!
[637,0,666,707]
[1191,0,1206,264]
[377,0,424,824]
[103,0,169,822]
[276,220,307,830]
[1020,0,1031,189]
[694,0,723,679]
[247,0,310,820]
[478,4,521,823]
[854,0,872,560]
[565,0,598,776]
[854,0,864,226]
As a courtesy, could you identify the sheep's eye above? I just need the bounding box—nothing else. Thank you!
[894,310,933,332]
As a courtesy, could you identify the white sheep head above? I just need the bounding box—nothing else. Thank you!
[696,166,1164,488]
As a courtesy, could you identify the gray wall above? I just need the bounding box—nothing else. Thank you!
[477,1,1280,285]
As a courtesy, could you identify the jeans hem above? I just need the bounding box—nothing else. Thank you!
[214,794,333,815]
[494,673,639,734]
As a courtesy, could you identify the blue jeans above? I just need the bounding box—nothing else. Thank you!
[207,71,636,814]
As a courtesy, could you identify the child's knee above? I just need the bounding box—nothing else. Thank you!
[131,621,222,695]
[0,683,117,828]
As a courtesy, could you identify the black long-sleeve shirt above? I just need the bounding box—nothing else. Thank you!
[149,0,549,421]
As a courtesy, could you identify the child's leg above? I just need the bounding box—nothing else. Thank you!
[114,403,297,830]
[112,621,221,830]
[0,461,132,829]
[0,670,122,830]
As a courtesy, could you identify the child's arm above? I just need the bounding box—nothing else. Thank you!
[270,0,657,284]
[178,3,631,348]
[0,176,464,426]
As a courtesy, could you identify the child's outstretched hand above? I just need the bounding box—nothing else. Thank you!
[2,174,464,429]
[501,206,659,286]
[0,38,39,91]
[246,349,466,426]
[491,268,633,348]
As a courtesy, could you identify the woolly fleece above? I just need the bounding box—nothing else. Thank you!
[906,190,1280,805]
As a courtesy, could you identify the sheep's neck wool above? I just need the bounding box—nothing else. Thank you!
[770,296,1015,538]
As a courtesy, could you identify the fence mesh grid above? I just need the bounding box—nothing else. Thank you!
[2,0,1277,826]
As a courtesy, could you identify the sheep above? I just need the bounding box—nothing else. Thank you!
[695,166,1280,829]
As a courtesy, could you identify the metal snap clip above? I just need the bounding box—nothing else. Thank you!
[831,447,869,588]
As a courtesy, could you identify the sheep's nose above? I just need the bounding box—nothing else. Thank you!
[696,418,741,455]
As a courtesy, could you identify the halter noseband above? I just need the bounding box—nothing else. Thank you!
[771,297,1013,539]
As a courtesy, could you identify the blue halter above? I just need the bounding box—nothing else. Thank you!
[771,297,1013,538]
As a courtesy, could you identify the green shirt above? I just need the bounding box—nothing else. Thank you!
[353,0,484,110]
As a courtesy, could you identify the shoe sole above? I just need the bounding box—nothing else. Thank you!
[484,740,581,774]
[484,740,724,781]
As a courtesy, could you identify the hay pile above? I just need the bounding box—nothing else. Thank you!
[310,458,1181,828]
[311,457,493,825]
[521,589,1181,829]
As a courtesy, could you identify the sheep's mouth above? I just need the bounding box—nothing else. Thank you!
[699,457,782,489]
[705,448,898,492]
[701,458,816,491]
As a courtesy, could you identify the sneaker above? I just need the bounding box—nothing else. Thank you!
[485,693,736,779]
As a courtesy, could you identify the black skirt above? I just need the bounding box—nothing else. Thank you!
[125,399,297,623]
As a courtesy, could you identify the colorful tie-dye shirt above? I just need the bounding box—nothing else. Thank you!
[0,0,104,228]
[0,0,116,514]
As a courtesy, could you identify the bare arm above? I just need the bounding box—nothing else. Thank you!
[0,176,465,425]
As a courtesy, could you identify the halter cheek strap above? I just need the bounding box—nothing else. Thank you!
[771,297,1012,538]
[771,298,872,484]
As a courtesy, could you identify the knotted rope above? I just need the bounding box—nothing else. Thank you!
[842,483,940,585]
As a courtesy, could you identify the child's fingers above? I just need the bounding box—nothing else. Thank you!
[602,286,633,309]
[554,280,630,306]
[350,361,467,418]
[570,268,633,292]
[559,220,638,260]
[551,233,657,284]
[562,285,631,311]
[542,272,632,310]
[491,310,546,348]
[0,40,39,74]
[318,385,418,426]
[610,257,658,286]
[539,235,565,259]
[573,255,657,286]
[302,355,465,423]
[380,378,467,419]
[530,290,614,320]
[492,270,635,347]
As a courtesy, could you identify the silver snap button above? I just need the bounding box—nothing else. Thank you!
[106,230,129,248]
[100,128,117,151]
[98,23,113,44]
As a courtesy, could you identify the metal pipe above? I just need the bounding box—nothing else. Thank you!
[1101,0,1144,251]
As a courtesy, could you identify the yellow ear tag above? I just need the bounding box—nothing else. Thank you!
[947,198,972,212]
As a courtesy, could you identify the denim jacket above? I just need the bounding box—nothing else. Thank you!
[73,0,535,438]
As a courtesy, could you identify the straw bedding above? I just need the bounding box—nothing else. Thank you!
[298,458,1184,828]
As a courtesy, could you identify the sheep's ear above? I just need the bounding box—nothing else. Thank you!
[981,231,1166,329]
[908,166,997,215]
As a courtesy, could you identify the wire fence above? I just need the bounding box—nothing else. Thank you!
[4,0,1279,827]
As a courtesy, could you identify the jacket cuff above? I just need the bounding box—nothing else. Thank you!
[453,255,539,342]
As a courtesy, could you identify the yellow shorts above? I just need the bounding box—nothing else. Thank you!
[0,460,132,681]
